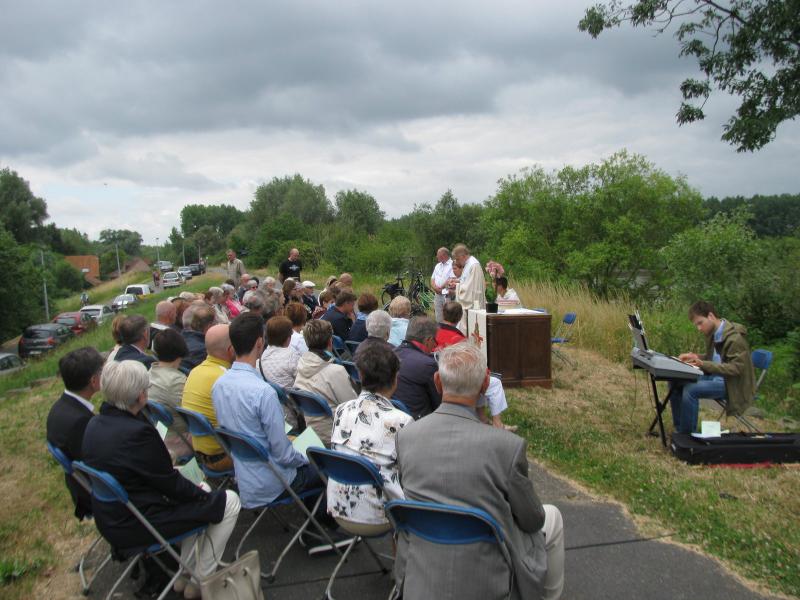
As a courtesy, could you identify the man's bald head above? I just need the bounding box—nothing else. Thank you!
[155,301,176,326]
[205,324,233,361]
[338,272,353,288]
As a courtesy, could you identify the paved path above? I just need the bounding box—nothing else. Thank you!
[86,459,780,599]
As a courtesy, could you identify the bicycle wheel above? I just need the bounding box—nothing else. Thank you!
[381,290,394,308]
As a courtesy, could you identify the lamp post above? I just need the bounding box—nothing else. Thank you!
[115,243,122,287]
[156,237,160,263]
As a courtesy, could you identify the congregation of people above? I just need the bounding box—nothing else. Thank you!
[45,245,565,600]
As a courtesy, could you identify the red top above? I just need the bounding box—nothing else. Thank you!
[435,323,466,350]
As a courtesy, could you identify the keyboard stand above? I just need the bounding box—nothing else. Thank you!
[645,373,673,447]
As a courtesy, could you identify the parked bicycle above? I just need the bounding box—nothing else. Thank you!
[381,270,434,316]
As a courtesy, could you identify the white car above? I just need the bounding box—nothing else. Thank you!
[177,266,193,280]
[80,304,115,324]
[162,271,182,288]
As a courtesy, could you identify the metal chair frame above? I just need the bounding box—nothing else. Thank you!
[287,388,334,418]
[46,442,112,596]
[145,400,194,456]
[174,407,236,488]
[73,461,204,600]
[307,448,393,600]
[551,312,577,367]
[345,340,361,357]
[713,349,773,433]
[331,335,350,361]
[214,427,343,583]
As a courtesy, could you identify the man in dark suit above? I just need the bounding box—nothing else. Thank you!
[114,314,156,369]
[46,347,105,520]
[393,317,441,420]
[395,342,565,600]
[321,291,356,340]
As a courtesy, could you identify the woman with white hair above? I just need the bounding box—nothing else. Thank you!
[221,283,243,318]
[208,286,230,324]
[388,296,412,346]
[82,360,241,599]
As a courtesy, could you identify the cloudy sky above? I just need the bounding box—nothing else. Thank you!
[2,0,798,243]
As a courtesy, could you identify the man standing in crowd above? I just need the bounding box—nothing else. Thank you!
[395,343,564,600]
[670,300,756,434]
[114,315,156,369]
[452,243,485,331]
[46,347,105,520]
[226,249,245,288]
[430,247,454,323]
[279,248,303,283]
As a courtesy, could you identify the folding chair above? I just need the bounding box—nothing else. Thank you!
[331,335,350,361]
[385,499,513,600]
[333,358,361,390]
[145,400,194,457]
[713,349,773,433]
[46,442,112,596]
[390,398,412,416]
[214,427,342,582]
[174,407,236,488]
[551,311,577,367]
[307,448,392,600]
[287,388,334,418]
[345,340,361,357]
[72,461,205,600]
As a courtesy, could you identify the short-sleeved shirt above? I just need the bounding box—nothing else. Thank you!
[279,259,302,282]
[431,259,454,295]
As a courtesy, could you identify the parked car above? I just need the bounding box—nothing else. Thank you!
[177,266,193,280]
[125,284,153,297]
[161,271,182,288]
[157,260,173,272]
[0,353,25,376]
[18,324,74,358]
[188,263,202,276]
[80,304,115,324]
[112,294,139,312]
[52,311,96,336]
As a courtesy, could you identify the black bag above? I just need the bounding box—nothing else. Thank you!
[670,432,800,465]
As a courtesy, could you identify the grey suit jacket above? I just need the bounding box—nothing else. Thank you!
[395,402,547,600]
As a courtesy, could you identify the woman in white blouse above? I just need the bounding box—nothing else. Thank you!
[327,342,412,535]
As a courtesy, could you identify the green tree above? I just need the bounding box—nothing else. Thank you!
[704,194,800,237]
[99,248,128,278]
[99,229,142,256]
[250,174,333,228]
[0,228,45,339]
[52,259,86,295]
[579,0,800,151]
[180,204,245,238]
[334,189,385,234]
[0,168,49,244]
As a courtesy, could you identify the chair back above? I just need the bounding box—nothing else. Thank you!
[46,441,74,475]
[562,312,577,325]
[385,499,505,545]
[145,400,174,428]
[288,388,333,418]
[215,427,271,464]
[331,335,349,360]
[73,461,130,505]
[265,380,290,406]
[175,406,216,437]
[345,340,361,356]
[334,359,361,386]
[552,311,577,343]
[390,398,412,416]
[752,349,773,393]
[307,447,384,490]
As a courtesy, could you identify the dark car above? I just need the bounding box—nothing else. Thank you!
[18,324,74,359]
[189,263,203,276]
[52,311,96,336]
[0,353,24,376]
[111,294,139,312]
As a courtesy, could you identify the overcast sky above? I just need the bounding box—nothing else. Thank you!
[1,0,798,243]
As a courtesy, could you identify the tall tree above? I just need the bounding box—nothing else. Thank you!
[0,227,45,339]
[334,189,385,234]
[98,229,143,256]
[250,174,333,228]
[180,203,245,238]
[0,168,49,244]
[579,1,800,151]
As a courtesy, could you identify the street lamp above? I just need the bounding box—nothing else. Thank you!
[156,237,161,263]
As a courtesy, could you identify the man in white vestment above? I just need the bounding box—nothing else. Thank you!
[452,244,485,332]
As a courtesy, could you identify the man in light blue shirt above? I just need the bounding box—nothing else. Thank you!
[213,313,318,509]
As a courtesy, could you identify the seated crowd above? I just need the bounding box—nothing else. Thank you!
[45,252,563,600]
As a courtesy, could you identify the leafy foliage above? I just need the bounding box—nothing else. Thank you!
[98,228,142,256]
[334,189,385,235]
[579,0,800,151]
[0,227,46,340]
[251,174,333,228]
[0,168,48,244]
[180,203,245,238]
[704,193,800,237]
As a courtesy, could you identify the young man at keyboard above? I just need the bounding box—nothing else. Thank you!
[670,301,756,434]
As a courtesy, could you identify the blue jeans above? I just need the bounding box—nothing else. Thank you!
[669,376,726,434]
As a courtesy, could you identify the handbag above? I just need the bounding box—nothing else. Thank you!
[199,550,265,600]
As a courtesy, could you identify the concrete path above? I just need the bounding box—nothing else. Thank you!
[85,459,780,599]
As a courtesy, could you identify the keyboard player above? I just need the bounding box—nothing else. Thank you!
[669,301,756,434]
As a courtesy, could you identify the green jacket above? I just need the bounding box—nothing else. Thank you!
[699,321,756,416]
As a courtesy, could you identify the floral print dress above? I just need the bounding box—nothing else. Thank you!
[327,391,413,525]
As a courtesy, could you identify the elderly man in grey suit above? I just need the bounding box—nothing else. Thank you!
[395,342,565,600]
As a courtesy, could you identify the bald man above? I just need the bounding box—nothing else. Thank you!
[279,248,302,283]
[181,324,235,472]
[338,272,353,289]
[150,300,179,350]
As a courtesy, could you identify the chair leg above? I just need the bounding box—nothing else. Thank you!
[323,536,360,600]
[104,554,141,600]
[362,539,390,574]
[235,508,271,561]
[78,533,108,594]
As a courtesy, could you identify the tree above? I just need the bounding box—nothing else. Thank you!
[0,227,45,340]
[0,168,49,244]
[100,248,127,278]
[52,259,86,295]
[334,189,385,235]
[99,229,142,256]
[579,1,800,151]
[704,193,800,237]
[180,204,245,238]
[250,174,333,228]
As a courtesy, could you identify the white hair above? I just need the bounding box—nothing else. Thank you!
[221,283,235,294]
[208,286,225,302]
[438,342,487,398]
[366,310,392,341]
[101,360,150,411]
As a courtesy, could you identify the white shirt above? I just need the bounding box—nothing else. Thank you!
[290,330,308,355]
[497,288,521,305]
[431,259,454,295]
[64,390,95,413]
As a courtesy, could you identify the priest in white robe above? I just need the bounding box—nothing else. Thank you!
[452,243,485,332]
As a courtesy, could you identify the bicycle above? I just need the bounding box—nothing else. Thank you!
[381,270,435,316]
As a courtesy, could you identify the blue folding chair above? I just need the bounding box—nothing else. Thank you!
[287,388,334,418]
[331,335,350,361]
[215,427,342,582]
[385,499,513,599]
[46,442,112,596]
[73,461,205,600]
[265,380,290,406]
[551,312,577,367]
[333,358,361,389]
[390,398,412,416]
[345,340,361,357]
[713,349,773,433]
[174,407,236,488]
[145,400,194,456]
[307,448,392,599]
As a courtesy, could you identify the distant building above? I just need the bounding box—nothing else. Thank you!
[64,255,101,285]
